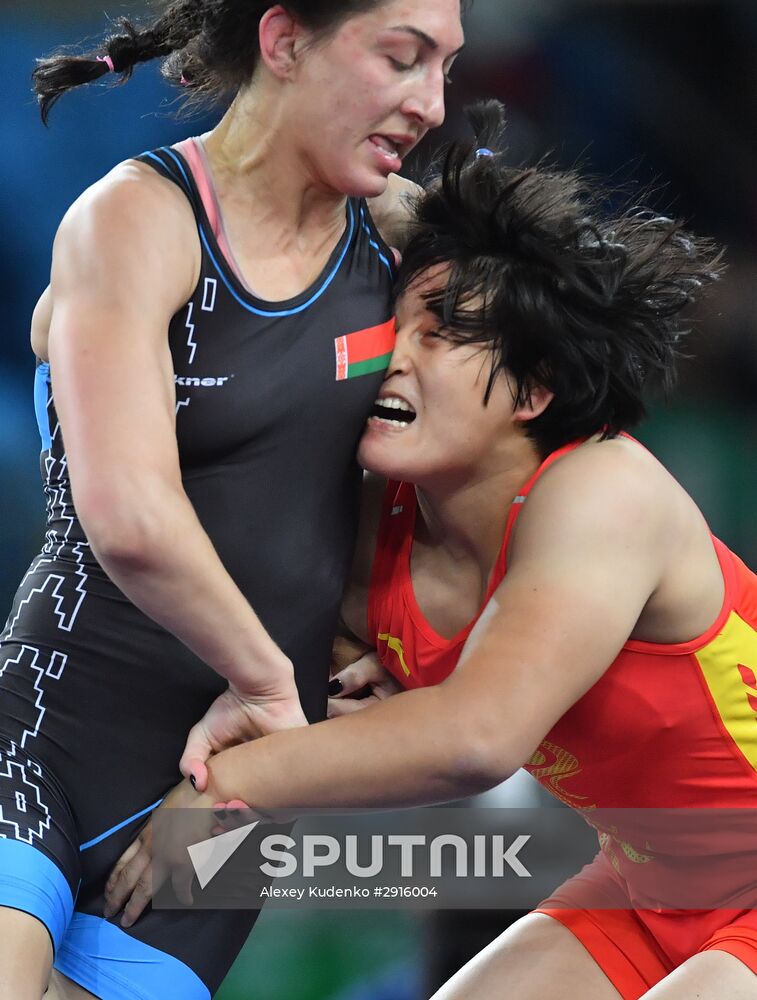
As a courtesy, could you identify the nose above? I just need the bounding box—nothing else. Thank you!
[401,71,447,132]
[385,324,415,377]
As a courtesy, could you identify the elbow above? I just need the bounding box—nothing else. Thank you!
[86,522,162,574]
[448,746,516,799]
[443,726,520,799]
[76,494,169,573]
[421,689,523,801]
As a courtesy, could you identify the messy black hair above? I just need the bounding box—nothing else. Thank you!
[32,0,408,124]
[397,100,724,457]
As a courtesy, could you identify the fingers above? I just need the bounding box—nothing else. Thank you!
[104,834,143,903]
[212,801,259,833]
[119,862,160,928]
[329,652,386,697]
[327,695,377,717]
[170,863,195,908]
[225,799,252,810]
[183,758,209,793]
[104,829,155,923]
[373,676,405,699]
[180,721,210,790]
[332,633,372,673]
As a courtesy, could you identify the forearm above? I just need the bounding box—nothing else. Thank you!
[87,484,292,691]
[207,685,504,814]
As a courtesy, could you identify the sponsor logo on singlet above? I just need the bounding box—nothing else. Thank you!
[525,740,595,809]
[377,632,411,677]
[174,375,233,388]
[598,829,654,870]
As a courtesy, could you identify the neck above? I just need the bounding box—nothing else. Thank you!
[201,84,347,236]
[414,438,542,574]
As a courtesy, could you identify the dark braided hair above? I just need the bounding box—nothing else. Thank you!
[397,100,724,457]
[32,0,398,125]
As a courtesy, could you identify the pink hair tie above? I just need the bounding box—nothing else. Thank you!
[97,55,115,73]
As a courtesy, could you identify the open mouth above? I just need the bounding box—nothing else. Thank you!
[370,396,417,428]
[369,135,403,165]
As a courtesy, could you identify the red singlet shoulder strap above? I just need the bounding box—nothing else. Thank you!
[367,481,416,641]
[499,438,588,570]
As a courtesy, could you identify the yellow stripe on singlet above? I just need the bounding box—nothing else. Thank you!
[377,633,411,677]
[695,610,757,774]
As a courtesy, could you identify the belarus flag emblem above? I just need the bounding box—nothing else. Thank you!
[335,318,396,381]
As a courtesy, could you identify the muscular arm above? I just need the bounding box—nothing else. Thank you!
[206,445,666,812]
[48,165,294,693]
[30,285,52,360]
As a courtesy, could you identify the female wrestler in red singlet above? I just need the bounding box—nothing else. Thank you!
[107,102,757,1000]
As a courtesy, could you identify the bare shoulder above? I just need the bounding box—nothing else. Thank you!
[53,158,199,313]
[510,436,673,559]
[60,158,192,234]
[34,161,197,361]
[367,174,422,250]
[341,471,388,642]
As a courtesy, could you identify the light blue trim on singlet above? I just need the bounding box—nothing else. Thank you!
[34,363,52,453]
[145,147,358,318]
[55,913,211,1000]
[79,797,164,852]
[359,203,394,274]
[0,837,74,953]
[140,150,177,175]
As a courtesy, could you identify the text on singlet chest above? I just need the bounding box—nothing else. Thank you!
[174,375,233,387]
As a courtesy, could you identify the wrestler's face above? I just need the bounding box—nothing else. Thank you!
[358,268,526,484]
[285,0,464,197]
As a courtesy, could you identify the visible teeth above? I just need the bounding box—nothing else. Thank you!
[371,395,416,428]
[372,136,398,156]
[377,396,415,413]
[374,417,411,428]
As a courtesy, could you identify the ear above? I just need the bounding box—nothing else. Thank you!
[512,381,554,423]
[258,5,304,80]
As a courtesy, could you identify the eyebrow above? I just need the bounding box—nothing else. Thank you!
[388,25,465,57]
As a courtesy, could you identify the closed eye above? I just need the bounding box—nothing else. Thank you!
[443,55,459,86]
[391,59,453,84]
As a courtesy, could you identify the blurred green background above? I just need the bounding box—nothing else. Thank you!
[2,1,756,997]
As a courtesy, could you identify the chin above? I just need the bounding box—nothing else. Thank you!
[351,178,389,200]
[358,437,413,482]
[335,166,389,200]
[358,438,392,477]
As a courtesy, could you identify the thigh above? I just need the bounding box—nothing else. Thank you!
[430,912,623,1000]
[0,739,80,966]
[642,950,757,999]
[0,906,53,1000]
[55,906,261,1000]
[45,970,98,1000]
[54,815,269,1000]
